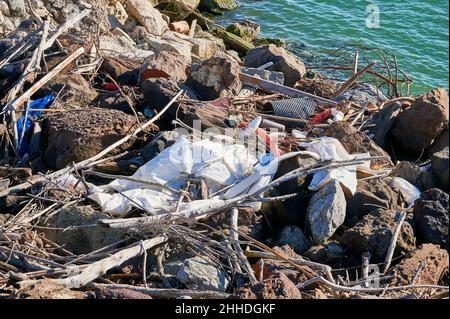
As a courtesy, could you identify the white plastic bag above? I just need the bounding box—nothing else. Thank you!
[301,137,371,195]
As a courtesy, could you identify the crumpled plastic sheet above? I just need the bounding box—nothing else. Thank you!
[88,136,259,216]
[389,177,421,207]
[300,137,372,195]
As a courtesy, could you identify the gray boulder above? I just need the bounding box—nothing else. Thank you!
[275,226,312,254]
[335,83,387,107]
[5,0,26,16]
[176,256,229,291]
[391,88,449,154]
[306,180,346,245]
[125,0,168,36]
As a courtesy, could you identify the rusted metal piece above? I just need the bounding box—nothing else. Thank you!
[331,61,378,99]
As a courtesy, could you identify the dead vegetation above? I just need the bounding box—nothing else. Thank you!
[0,0,448,300]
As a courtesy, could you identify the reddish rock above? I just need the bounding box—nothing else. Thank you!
[345,179,401,227]
[272,245,303,259]
[141,51,190,82]
[251,245,313,285]
[101,57,132,82]
[304,242,345,266]
[17,279,89,299]
[43,108,141,169]
[42,74,98,108]
[428,127,449,155]
[391,88,449,154]
[341,209,416,262]
[324,121,393,167]
[95,287,152,299]
[390,244,448,286]
[233,272,302,299]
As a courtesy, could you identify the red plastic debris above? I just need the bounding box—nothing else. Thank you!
[103,82,119,91]
[140,69,170,82]
[238,122,282,157]
[312,109,332,123]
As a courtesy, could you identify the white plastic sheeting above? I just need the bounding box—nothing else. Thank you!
[87,136,258,216]
[389,177,421,207]
[300,137,372,195]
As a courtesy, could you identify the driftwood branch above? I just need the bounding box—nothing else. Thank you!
[298,276,449,294]
[20,236,167,289]
[88,283,230,299]
[230,208,258,284]
[383,211,407,273]
[244,249,335,283]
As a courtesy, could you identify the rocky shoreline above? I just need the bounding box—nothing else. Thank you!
[0,0,448,300]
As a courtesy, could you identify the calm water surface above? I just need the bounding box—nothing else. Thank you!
[219,0,449,94]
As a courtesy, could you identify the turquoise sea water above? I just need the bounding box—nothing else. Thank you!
[219,0,449,94]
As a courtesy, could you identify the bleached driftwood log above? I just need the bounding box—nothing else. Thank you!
[19,236,167,289]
